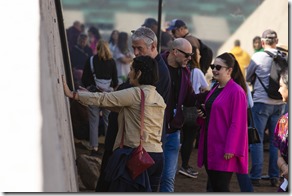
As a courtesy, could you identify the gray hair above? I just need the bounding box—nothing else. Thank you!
[131,26,157,47]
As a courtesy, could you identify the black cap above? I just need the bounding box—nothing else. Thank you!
[142,18,158,28]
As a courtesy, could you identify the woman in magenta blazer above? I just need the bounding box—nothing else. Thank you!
[197,52,248,192]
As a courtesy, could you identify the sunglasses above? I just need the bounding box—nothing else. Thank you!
[176,48,194,58]
[131,30,154,41]
[210,64,229,71]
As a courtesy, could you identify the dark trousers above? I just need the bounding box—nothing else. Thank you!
[96,112,119,192]
[147,152,164,192]
[181,123,199,168]
[206,169,233,192]
[96,112,164,192]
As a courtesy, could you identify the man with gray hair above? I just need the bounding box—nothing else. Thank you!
[246,29,286,187]
[131,27,171,192]
[131,26,171,105]
[96,27,171,192]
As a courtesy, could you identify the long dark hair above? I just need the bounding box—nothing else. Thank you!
[88,26,101,40]
[229,53,247,94]
[117,32,129,54]
[132,56,159,85]
[189,46,200,69]
[109,30,119,44]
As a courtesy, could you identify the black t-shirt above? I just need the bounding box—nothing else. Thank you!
[203,86,224,166]
[168,66,182,112]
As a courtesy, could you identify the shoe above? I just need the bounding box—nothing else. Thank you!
[261,175,270,180]
[90,149,103,157]
[270,178,279,187]
[251,179,261,187]
[80,140,93,151]
[178,166,198,178]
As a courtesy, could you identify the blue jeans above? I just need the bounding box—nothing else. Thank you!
[236,173,254,192]
[88,105,110,148]
[249,103,285,180]
[159,130,180,192]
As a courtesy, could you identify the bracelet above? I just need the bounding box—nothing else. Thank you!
[280,162,287,170]
[72,91,77,100]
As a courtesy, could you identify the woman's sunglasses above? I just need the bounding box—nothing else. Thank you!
[210,64,228,71]
[176,48,194,58]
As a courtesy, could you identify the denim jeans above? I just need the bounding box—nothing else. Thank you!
[88,105,110,147]
[249,102,285,180]
[159,130,180,192]
[236,173,254,192]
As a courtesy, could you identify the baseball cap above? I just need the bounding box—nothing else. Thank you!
[142,18,158,28]
[166,19,186,31]
[262,29,277,39]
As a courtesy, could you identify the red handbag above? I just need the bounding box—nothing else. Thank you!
[126,143,155,180]
[120,89,155,180]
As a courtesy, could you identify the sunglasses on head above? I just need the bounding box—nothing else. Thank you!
[210,64,228,71]
[131,30,154,41]
[176,48,194,58]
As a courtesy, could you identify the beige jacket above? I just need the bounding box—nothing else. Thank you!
[78,85,166,152]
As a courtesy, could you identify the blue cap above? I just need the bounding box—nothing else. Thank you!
[166,19,186,30]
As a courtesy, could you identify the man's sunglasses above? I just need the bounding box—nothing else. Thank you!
[131,30,154,41]
[210,64,229,71]
[176,48,194,58]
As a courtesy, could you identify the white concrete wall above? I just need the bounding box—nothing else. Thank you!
[0,0,78,192]
[217,0,288,57]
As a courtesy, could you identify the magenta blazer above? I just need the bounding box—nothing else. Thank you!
[197,79,248,174]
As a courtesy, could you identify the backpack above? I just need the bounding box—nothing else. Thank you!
[198,39,213,75]
[257,50,288,100]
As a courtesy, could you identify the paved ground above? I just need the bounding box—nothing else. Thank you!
[76,136,280,193]
[174,147,279,192]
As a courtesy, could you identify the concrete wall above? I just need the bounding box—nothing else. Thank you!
[1,0,78,192]
[217,0,288,57]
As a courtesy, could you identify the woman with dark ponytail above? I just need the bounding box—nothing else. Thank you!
[197,52,249,192]
[63,55,166,192]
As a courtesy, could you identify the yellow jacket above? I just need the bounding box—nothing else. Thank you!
[78,85,166,153]
[230,46,251,77]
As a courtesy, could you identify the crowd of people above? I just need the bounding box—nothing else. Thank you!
[63,19,288,192]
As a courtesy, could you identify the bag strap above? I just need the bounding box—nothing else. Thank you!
[119,88,145,148]
[139,88,145,145]
[248,108,255,127]
[256,75,269,94]
[264,50,276,58]
[255,51,273,94]
[90,56,98,84]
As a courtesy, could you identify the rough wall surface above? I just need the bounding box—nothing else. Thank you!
[1,0,78,192]
[217,0,288,56]
[40,0,78,192]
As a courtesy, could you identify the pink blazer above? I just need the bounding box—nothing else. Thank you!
[197,79,248,174]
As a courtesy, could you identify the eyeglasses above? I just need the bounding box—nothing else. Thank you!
[131,30,154,41]
[176,48,194,58]
[210,64,229,71]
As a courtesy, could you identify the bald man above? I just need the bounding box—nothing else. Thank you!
[159,38,197,192]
